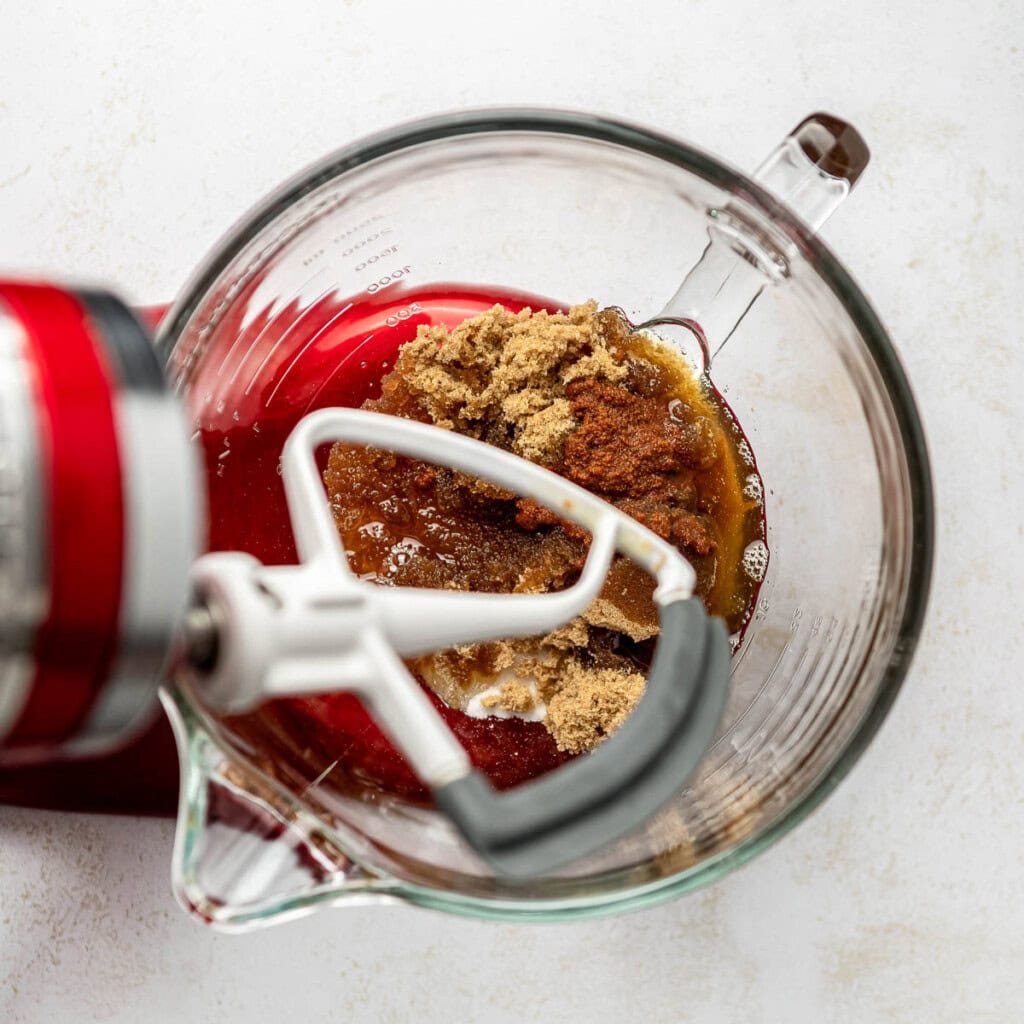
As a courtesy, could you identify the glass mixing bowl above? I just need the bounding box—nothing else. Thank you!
[157,109,933,929]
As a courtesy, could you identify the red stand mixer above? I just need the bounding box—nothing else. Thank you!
[0,292,187,814]
[0,276,736,876]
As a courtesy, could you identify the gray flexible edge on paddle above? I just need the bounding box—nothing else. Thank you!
[434,596,730,877]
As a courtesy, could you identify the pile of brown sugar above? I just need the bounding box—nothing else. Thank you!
[324,301,744,754]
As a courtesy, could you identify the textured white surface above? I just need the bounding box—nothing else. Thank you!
[1,0,1023,1020]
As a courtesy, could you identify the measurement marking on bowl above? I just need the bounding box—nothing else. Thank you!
[706,637,803,779]
[302,332,381,413]
[263,302,354,407]
[338,228,392,260]
[216,267,329,377]
[710,626,794,760]
[213,305,281,380]
[366,266,413,294]
[384,302,423,328]
[242,290,339,397]
[738,646,813,767]
[220,286,335,401]
[767,625,848,763]
[354,245,398,272]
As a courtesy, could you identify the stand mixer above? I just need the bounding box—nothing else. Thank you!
[2,277,732,875]
[0,110,932,925]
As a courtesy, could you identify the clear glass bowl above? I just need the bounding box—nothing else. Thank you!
[157,110,933,929]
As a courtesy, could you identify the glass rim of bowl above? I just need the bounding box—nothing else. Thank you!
[159,107,935,917]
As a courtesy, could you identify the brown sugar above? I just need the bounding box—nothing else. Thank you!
[463,642,648,754]
[542,617,590,650]
[397,301,628,463]
[323,300,763,754]
[545,665,646,754]
[480,681,538,715]
[584,596,659,643]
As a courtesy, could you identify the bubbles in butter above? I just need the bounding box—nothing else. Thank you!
[743,473,763,504]
[742,539,769,582]
[386,536,424,574]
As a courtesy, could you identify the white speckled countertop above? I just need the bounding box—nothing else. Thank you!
[2,1,1022,1020]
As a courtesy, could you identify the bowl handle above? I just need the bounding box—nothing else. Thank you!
[161,686,397,931]
[651,113,871,360]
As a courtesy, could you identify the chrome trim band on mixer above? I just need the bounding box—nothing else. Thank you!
[0,302,48,740]
[67,292,200,753]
